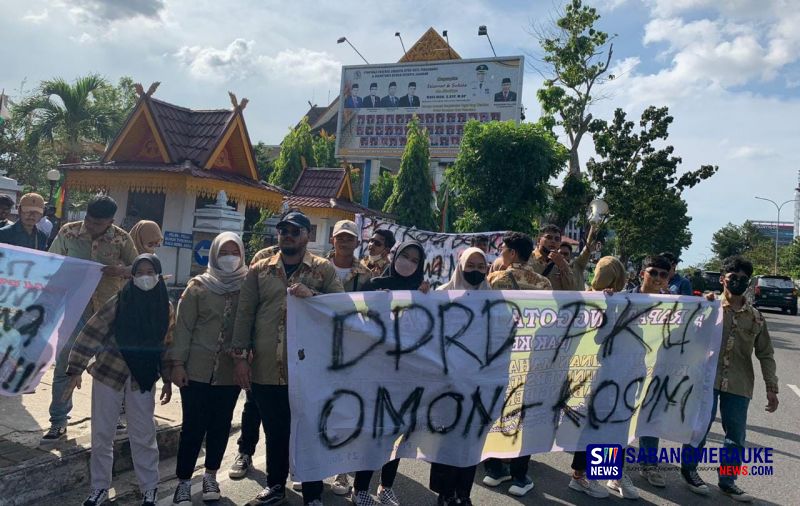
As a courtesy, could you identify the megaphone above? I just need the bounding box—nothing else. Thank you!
[587,198,609,224]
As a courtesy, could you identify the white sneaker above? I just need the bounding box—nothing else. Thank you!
[608,471,640,499]
[291,480,303,492]
[332,473,352,495]
[508,476,534,497]
[568,474,610,498]
[639,465,666,487]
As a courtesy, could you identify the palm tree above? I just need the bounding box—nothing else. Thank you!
[14,74,119,163]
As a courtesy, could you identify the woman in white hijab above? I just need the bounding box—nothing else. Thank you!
[169,232,248,504]
[430,247,489,505]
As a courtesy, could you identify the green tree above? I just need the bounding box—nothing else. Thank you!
[587,106,718,262]
[313,130,337,167]
[253,141,276,181]
[383,118,436,230]
[269,117,316,189]
[548,172,594,229]
[93,76,138,136]
[536,0,614,176]
[14,74,120,163]
[446,120,567,234]
[711,221,764,260]
[368,170,395,211]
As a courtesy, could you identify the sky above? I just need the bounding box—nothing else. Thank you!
[3,0,800,267]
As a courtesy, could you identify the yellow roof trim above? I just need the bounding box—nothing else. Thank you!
[104,102,170,164]
[203,114,258,181]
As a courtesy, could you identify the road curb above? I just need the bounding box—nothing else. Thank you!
[1,423,185,505]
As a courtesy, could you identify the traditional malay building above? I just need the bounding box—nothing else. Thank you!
[59,83,387,280]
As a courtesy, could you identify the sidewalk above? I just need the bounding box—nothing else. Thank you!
[0,367,244,505]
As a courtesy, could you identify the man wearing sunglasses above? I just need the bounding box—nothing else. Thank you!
[529,224,574,290]
[679,256,778,502]
[361,229,395,276]
[231,211,344,506]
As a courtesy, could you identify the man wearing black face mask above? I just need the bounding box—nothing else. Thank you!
[679,256,778,502]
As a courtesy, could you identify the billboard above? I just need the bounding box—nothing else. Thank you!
[335,56,524,160]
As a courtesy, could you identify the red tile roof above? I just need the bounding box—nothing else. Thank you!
[291,168,345,198]
[147,98,235,166]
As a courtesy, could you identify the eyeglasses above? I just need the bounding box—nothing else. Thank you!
[277,228,303,237]
[645,269,670,279]
[368,239,385,247]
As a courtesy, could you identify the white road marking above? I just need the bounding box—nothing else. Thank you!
[788,384,800,399]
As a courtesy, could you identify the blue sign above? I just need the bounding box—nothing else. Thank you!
[586,444,623,480]
[163,231,194,249]
[193,239,212,266]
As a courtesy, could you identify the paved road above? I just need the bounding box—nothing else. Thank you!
[49,311,800,506]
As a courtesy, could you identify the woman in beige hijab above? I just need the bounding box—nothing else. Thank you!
[129,221,163,255]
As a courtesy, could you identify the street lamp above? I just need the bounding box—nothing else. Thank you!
[394,32,407,57]
[46,169,60,203]
[754,196,799,274]
[337,36,369,64]
[478,25,497,56]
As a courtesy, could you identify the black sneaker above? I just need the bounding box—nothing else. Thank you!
[172,481,192,504]
[247,485,286,505]
[40,425,67,446]
[83,489,109,506]
[142,488,157,506]
[202,474,221,501]
[680,469,709,495]
[719,483,753,502]
[229,453,252,479]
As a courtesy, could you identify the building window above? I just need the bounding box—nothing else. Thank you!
[309,224,318,242]
[124,191,165,231]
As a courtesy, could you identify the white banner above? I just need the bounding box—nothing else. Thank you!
[356,214,505,288]
[0,245,102,395]
[287,290,722,481]
[336,56,524,159]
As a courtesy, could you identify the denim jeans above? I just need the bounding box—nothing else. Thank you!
[49,310,89,427]
[681,389,750,487]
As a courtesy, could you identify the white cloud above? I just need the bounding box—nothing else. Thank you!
[729,145,778,160]
[69,32,96,45]
[22,9,48,23]
[174,39,341,86]
[67,0,165,23]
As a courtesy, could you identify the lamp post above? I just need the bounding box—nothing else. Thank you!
[754,196,799,274]
[46,169,60,203]
[478,25,496,56]
[336,37,369,64]
[394,32,407,57]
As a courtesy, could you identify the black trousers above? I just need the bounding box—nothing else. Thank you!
[250,383,323,503]
[176,381,240,479]
[237,389,262,456]
[353,459,400,491]
[429,463,476,499]
[484,456,529,480]
[572,451,586,472]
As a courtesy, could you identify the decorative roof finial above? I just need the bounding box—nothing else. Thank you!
[145,82,160,97]
[228,91,238,109]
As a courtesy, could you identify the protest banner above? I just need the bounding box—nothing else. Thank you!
[0,244,102,396]
[287,290,722,481]
[355,214,505,287]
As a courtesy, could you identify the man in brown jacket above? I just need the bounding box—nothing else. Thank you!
[529,224,574,290]
[231,211,343,506]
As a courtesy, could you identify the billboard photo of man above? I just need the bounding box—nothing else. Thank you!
[345,83,362,108]
[398,82,420,107]
[380,81,400,107]
[363,82,381,108]
[471,63,491,99]
[494,78,517,102]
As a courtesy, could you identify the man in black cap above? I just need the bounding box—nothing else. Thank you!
[494,78,517,102]
[380,82,400,107]
[472,64,491,99]
[398,82,420,107]
[232,211,344,506]
[363,83,381,108]
[345,84,362,108]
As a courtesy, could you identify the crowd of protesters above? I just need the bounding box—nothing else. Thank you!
[0,192,779,506]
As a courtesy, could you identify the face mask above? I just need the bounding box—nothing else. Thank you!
[369,254,383,262]
[394,257,417,277]
[463,270,486,286]
[726,276,749,296]
[217,255,241,273]
[133,275,159,291]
